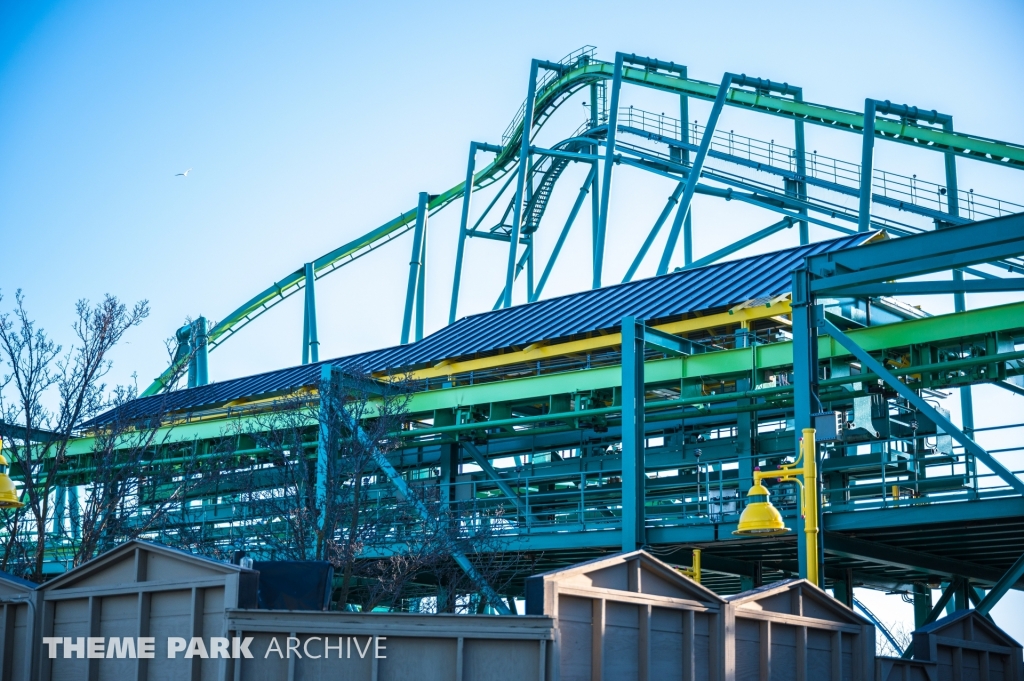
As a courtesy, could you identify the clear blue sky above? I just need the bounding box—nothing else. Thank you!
[2,0,1023,638]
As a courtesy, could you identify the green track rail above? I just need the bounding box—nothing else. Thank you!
[142,53,1024,396]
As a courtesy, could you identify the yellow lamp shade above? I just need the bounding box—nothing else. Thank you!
[0,452,25,509]
[733,483,788,536]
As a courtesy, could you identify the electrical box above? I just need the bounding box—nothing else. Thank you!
[812,411,844,442]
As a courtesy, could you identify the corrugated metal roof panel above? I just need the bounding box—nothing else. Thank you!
[84,232,875,426]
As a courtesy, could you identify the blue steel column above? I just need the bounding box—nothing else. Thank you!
[303,263,319,364]
[942,120,975,442]
[316,364,332,533]
[450,143,477,325]
[505,60,540,309]
[794,89,809,245]
[621,316,646,552]
[659,72,735,274]
[858,99,878,232]
[679,74,693,265]
[790,269,819,580]
[533,165,595,301]
[589,83,601,278]
[416,221,427,342]
[623,183,684,282]
[594,54,625,289]
[194,315,208,385]
[401,192,429,344]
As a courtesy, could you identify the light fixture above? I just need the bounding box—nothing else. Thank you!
[0,445,25,509]
[733,428,820,586]
[734,482,789,536]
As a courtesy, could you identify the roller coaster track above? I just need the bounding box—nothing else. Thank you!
[142,46,1024,396]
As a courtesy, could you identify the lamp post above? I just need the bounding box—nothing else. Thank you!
[734,428,819,587]
[0,443,25,508]
[678,548,702,584]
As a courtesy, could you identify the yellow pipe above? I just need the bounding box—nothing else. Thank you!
[802,427,819,588]
[679,548,702,584]
[748,427,819,586]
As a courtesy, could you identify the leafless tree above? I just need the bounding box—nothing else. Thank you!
[224,368,530,612]
[0,290,148,580]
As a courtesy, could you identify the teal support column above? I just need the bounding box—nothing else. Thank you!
[624,183,684,282]
[505,60,540,308]
[401,192,429,344]
[594,53,625,289]
[589,83,601,281]
[534,165,595,300]
[858,99,877,232]
[660,72,735,274]
[678,72,694,265]
[450,145,477,325]
[621,316,646,552]
[913,584,933,628]
[416,221,427,342]
[303,263,319,364]
[68,486,80,541]
[941,120,976,446]
[188,317,209,388]
[794,90,809,244]
[53,486,66,538]
[316,363,333,533]
[791,269,820,580]
[450,142,501,324]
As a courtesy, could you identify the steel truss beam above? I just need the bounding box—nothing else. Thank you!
[823,533,1024,588]
[807,211,1024,294]
[819,316,1024,495]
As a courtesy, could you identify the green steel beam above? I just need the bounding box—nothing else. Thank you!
[142,55,1024,396]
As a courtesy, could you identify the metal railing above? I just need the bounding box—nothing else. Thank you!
[617,106,1024,221]
[501,46,597,148]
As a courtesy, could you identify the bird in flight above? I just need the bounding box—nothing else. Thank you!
[175,168,192,177]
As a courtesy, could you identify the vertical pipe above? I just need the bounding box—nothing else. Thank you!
[595,54,625,289]
[662,72,735,274]
[794,90,809,245]
[450,143,478,325]
[858,99,877,232]
[416,222,427,342]
[802,428,820,588]
[304,263,319,364]
[401,192,429,344]
[534,165,595,301]
[620,316,646,552]
[505,60,540,309]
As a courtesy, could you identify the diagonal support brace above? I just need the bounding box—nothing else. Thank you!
[462,442,535,524]
[976,551,1024,616]
[325,369,511,615]
[820,317,1024,495]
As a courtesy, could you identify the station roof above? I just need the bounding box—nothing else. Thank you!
[85,232,876,426]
